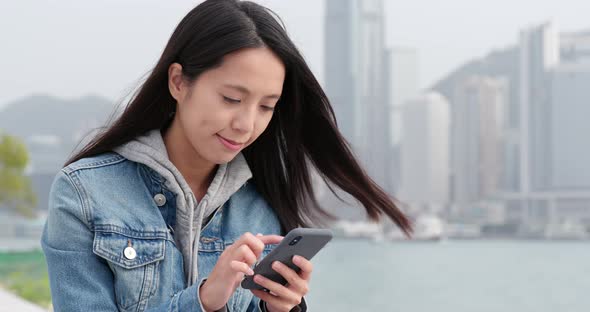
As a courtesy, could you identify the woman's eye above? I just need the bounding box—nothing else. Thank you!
[223,96,241,103]
[262,106,275,112]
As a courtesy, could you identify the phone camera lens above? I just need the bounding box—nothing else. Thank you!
[289,236,302,246]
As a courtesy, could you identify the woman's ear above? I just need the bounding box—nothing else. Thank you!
[168,63,184,102]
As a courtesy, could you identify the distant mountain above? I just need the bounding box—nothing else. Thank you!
[429,29,589,129]
[430,45,518,97]
[0,93,115,141]
[0,93,117,173]
[0,94,117,213]
[430,46,520,129]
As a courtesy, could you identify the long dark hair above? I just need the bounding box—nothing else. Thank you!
[65,0,412,236]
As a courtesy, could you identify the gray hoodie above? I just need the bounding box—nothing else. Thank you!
[113,129,252,286]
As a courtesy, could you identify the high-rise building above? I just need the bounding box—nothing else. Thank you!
[550,63,590,189]
[388,47,419,145]
[325,0,357,144]
[324,0,392,193]
[516,22,590,226]
[519,22,560,193]
[452,76,507,204]
[560,30,590,63]
[399,92,450,210]
[386,47,419,195]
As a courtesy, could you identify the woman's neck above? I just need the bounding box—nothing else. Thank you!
[161,123,218,202]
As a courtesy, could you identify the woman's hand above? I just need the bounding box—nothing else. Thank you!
[199,232,283,312]
[250,255,313,312]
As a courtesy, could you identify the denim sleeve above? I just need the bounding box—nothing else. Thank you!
[40,170,215,312]
[246,294,262,312]
[148,277,231,312]
[151,278,229,312]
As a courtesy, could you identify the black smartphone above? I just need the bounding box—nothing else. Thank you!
[241,227,333,290]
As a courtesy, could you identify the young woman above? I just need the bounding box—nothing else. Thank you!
[41,1,412,311]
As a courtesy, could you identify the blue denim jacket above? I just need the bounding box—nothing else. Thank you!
[41,152,296,312]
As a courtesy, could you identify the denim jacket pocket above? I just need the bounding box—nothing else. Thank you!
[93,229,166,311]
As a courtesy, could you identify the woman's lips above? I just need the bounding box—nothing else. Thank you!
[216,134,244,151]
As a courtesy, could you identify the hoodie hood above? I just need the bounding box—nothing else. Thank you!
[113,128,252,285]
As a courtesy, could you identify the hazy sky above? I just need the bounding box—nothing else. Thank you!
[1,0,588,109]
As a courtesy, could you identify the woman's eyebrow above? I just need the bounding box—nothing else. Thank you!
[223,84,280,99]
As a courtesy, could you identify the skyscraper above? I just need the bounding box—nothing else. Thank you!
[560,30,590,63]
[324,0,392,193]
[452,76,507,204]
[388,47,419,145]
[550,63,590,189]
[399,92,450,210]
[519,22,560,193]
[387,47,419,194]
[324,0,357,144]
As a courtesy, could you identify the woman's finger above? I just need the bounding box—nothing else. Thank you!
[271,261,308,295]
[235,232,266,258]
[250,288,300,311]
[253,274,294,300]
[257,234,284,245]
[250,289,285,310]
[233,244,258,266]
[292,255,313,281]
[234,233,283,260]
[230,260,254,276]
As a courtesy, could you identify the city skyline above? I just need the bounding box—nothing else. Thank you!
[2,0,590,238]
[1,0,589,108]
[3,3,590,311]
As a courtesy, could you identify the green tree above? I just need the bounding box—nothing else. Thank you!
[0,132,37,218]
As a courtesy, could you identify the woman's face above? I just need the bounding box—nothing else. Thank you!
[168,47,285,165]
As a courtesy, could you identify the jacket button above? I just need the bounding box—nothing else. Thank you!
[124,246,137,260]
[154,193,167,206]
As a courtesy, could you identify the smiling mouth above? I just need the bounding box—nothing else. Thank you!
[216,134,245,152]
[218,135,245,145]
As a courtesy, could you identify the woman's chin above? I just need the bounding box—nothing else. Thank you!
[211,152,239,165]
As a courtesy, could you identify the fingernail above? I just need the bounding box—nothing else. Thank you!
[256,233,263,236]
[248,268,255,275]
[293,255,301,264]
[254,275,264,283]
[272,261,280,269]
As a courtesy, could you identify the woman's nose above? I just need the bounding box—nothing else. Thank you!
[231,106,256,134]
